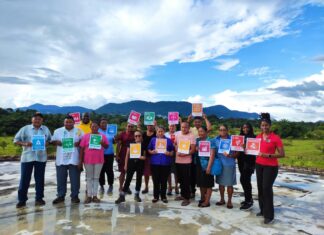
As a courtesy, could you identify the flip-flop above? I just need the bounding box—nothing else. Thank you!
[227,204,233,209]
[216,201,225,206]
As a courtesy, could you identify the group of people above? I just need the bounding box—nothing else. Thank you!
[14,111,284,224]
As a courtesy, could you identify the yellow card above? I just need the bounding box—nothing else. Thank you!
[192,103,203,116]
[178,140,190,154]
[156,139,167,153]
[130,143,141,158]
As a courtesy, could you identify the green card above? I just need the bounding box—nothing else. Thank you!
[144,112,155,125]
[89,134,102,149]
[62,137,74,153]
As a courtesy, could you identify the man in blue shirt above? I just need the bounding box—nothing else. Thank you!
[13,112,52,208]
[98,118,115,194]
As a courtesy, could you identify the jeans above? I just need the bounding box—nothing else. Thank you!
[123,159,145,193]
[85,164,103,197]
[151,164,171,199]
[18,161,46,202]
[176,163,191,200]
[256,164,278,220]
[99,154,114,186]
[56,164,80,199]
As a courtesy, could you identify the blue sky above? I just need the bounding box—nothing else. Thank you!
[0,0,323,121]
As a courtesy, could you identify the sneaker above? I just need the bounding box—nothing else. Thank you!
[256,212,263,217]
[264,218,274,224]
[107,185,113,195]
[99,186,104,194]
[84,197,92,204]
[52,197,65,205]
[92,196,100,203]
[35,199,46,206]
[127,188,132,195]
[181,200,190,206]
[134,194,142,202]
[240,200,246,206]
[162,198,168,203]
[71,197,80,204]
[240,201,253,211]
[16,201,26,208]
[141,189,148,194]
[115,195,125,204]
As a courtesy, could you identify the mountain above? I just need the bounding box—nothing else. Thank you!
[17,101,259,119]
[18,103,92,114]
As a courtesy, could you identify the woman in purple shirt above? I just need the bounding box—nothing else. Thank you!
[148,126,174,203]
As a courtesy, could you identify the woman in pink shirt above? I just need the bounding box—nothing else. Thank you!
[256,113,285,224]
[79,121,109,204]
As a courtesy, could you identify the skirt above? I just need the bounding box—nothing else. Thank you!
[216,165,237,186]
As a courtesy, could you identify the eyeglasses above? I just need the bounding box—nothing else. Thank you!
[135,135,142,137]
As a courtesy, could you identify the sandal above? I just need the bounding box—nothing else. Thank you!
[152,198,159,203]
[227,203,233,209]
[200,202,210,207]
[216,201,225,206]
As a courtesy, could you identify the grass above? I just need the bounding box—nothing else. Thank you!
[1,136,323,170]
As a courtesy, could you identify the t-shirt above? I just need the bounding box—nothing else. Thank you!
[214,135,235,167]
[52,127,83,166]
[196,137,216,170]
[76,121,92,134]
[165,131,180,144]
[147,137,174,165]
[79,133,109,164]
[174,132,196,164]
[190,127,199,139]
[256,132,283,167]
[99,128,115,155]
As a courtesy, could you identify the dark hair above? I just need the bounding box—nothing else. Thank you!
[65,115,74,121]
[240,122,255,137]
[193,116,203,121]
[260,113,271,125]
[157,125,165,131]
[219,124,228,130]
[32,112,43,118]
[91,120,99,125]
[181,121,190,127]
[198,126,208,132]
[100,118,107,123]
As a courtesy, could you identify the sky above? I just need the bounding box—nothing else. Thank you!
[0,0,323,121]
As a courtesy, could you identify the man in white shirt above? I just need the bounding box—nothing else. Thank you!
[51,115,83,204]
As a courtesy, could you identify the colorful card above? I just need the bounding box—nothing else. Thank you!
[32,135,45,151]
[107,124,117,136]
[192,103,203,117]
[230,135,245,151]
[89,134,102,149]
[245,138,261,155]
[199,141,211,157]
[155,139,167,153]
[69,112,81,124]
[62,137,74,153]
[218,139,231,154]
[168,112,179,125]
[128,110,141,125]
[178,140,190,154]
[130,143,141,158]
[144,112,155,125]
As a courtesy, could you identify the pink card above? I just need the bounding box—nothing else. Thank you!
[168,112,179,125]
[128,110,141,125]
[69,112,81,124]
[199,141,211,157]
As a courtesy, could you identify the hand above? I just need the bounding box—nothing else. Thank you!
[154,120,157,126]
[187,114,192,121]
[259,152,268,157]
[74,141,80,147]
[206,166,211,175]
[24,142,32,147]
[223,152,230,157]
[56,141,62,146]
[124,165,127,172]
[152,150,158,154]
[179,116,182,123]
[178,153,186,157]
[139,156,146,160]
[78,163,83,171]
[202,113,207,120]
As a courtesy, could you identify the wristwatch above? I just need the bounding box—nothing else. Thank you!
[268,154,271,158]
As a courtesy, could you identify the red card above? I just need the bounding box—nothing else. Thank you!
[128,110,141,125]
[230,135,245,151]
[69,112,81,124]
[168,112,179,125]
[245,138,261,155]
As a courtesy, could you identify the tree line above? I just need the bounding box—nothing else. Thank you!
[0,108,323,139]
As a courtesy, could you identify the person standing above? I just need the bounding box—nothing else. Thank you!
[76,112,92,134]
[98,118,115,195]
[79,121,109,203]
[256,113,285,224]
[51,115,83,204]
[238,123,256,210]
[174,122,196,206]
[215,124,237,209]
[14,112,52,208]
[147,126,174,203]
[115,131,146,204]
[116,124,136,194]
[141,124,156,194]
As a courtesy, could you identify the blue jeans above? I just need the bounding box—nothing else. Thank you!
[18,161,46,202]
[56,164,80,198]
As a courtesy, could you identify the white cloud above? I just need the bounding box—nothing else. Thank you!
[184,95,204,104]
[209,68,324,121]
[0,0,323,109]
[214,59,240,71]
[240,66,270,76]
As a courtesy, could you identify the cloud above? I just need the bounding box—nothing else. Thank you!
[0,0,323,108]
[208,68,324,121]
[0,76,30,84]
[214,59,240,71]
[239,66,270,76]
[312,55,324,62]
[184,95,204,103]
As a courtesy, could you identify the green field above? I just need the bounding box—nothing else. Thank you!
[0,136,323,170]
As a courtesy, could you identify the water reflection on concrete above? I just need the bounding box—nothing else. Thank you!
[0,161,323,235]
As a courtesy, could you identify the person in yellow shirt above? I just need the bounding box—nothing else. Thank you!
[76,112,92,134]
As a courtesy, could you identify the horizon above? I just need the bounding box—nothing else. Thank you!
[0,1,323,121]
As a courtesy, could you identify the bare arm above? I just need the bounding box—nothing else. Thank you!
[203,113,212,133]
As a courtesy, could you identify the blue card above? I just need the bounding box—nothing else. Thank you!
[218,139,231,154]
[32,135,46,151]
[107,124,117,136]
